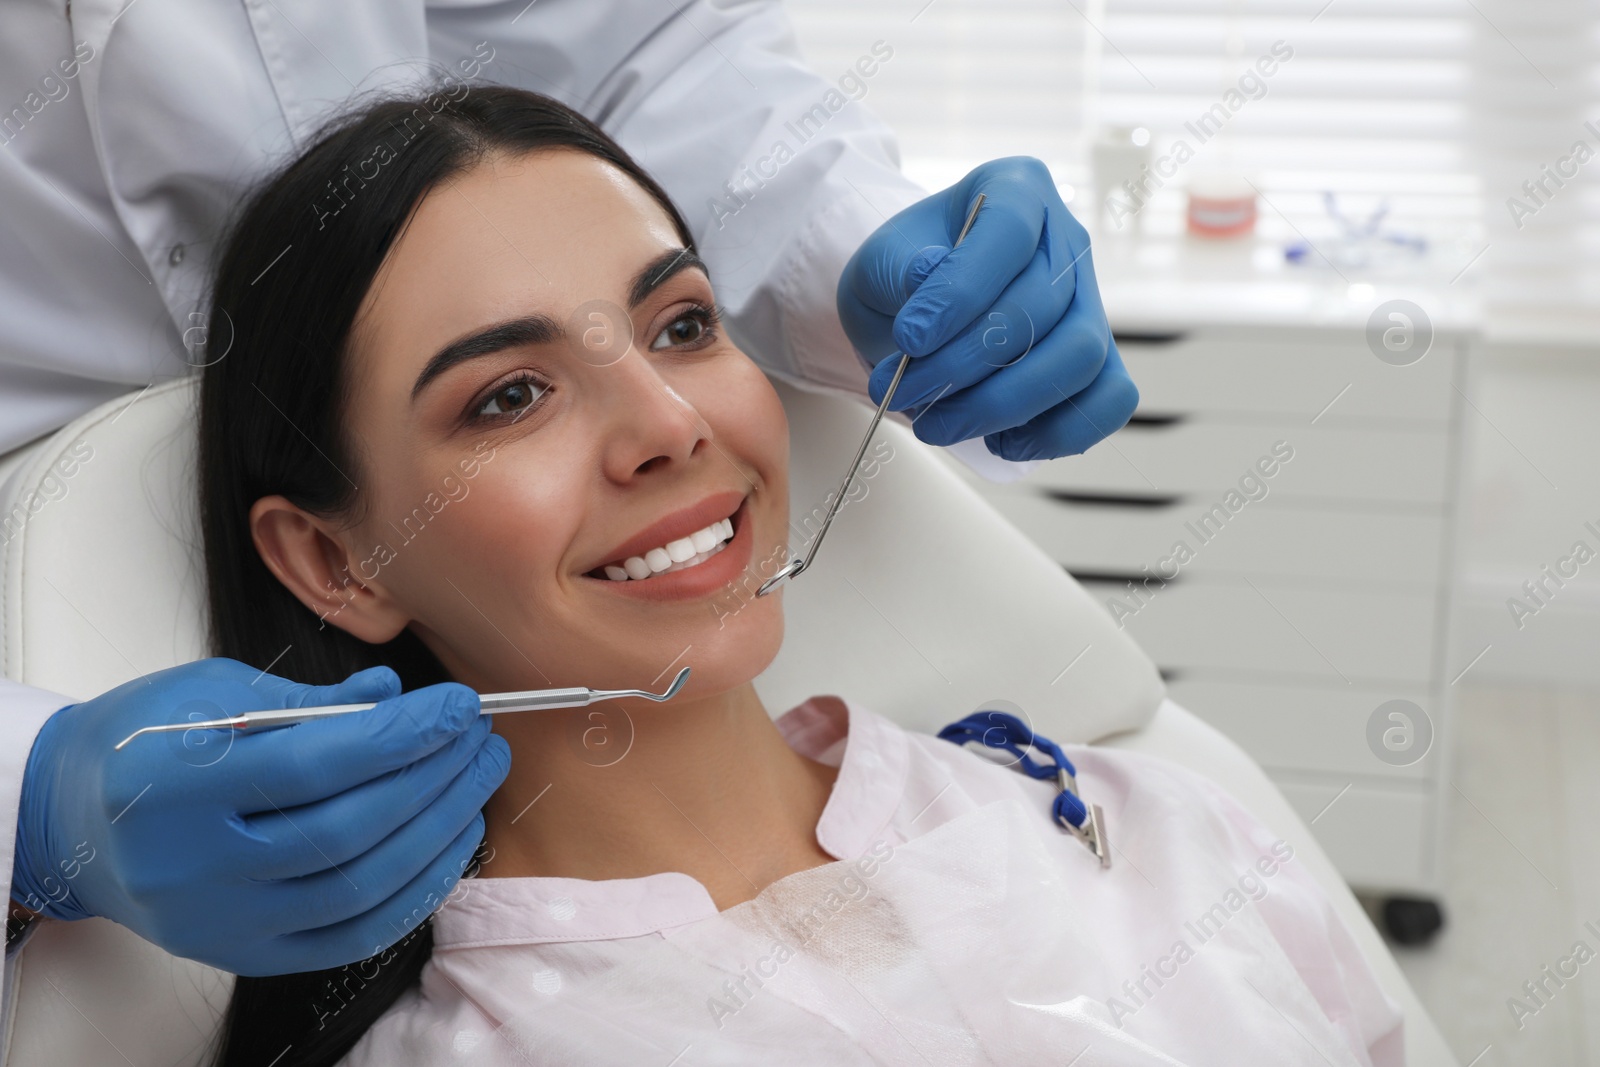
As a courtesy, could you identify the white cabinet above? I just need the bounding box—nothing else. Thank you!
[944,322,1470,895]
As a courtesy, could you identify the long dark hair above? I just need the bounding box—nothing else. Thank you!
[200,82,697,1067]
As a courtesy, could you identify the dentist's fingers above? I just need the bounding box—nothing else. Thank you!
[244,733,507,937]
[269,665,403,710]
[985,346,1140,461]
[222,682,485,811]
[238,811,492,977]
[867,235,1074,413]
[891,158,1064,358]
[240,719,504,879]
[907,309,1114,447]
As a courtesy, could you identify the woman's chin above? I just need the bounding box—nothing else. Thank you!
[647,607,786,704]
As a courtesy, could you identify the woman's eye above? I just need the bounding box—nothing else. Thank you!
[650,309,715,351]
[475,376,548,420]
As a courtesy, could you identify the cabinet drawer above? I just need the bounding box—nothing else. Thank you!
[1119,332,1457,423]
[1019,420,1451,505]
[1273,777,1435,891]
[1077,576,1439,685]
[1166,677,1436,782]
[985,491,1447,587]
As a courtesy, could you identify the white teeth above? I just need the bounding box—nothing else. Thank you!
[597,515,736,582]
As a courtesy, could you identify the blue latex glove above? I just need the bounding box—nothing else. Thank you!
[837,156,1139,461]
[11,658,509,976]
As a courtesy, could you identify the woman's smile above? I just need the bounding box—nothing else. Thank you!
[580,492,758,602]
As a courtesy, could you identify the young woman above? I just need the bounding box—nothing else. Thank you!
[201,85,1404,1066]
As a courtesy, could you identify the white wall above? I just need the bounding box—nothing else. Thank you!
[1452,345,1600,688]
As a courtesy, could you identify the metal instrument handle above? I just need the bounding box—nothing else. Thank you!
[755,192,988,598]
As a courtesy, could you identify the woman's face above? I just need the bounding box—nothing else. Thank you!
[263,147,790,698]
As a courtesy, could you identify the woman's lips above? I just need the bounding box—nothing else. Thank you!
[581,496,756,602]
[586,488,746,574]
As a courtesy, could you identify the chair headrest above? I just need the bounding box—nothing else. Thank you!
[756,378,1164,740]
[1,375,1164,742]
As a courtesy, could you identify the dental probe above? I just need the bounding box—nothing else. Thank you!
[112,666,692,751]
[756,192,987,598]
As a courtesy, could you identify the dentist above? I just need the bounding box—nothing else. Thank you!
[0,0,1135,994]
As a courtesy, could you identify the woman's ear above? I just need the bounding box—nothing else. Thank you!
[249,495,411,643]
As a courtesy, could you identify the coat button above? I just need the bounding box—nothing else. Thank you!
[168,244,185,266]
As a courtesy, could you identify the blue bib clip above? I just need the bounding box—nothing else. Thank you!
[937,710,1110,869]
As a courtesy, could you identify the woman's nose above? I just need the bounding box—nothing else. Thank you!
[590,345,712,477]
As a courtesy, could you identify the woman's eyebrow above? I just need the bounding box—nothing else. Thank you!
[627,247,707,308]
[410,246,709,402]
[411,315,560,401]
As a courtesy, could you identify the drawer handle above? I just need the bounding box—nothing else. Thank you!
[1125,413,1186,428]
[1041,490,1182,509]
[1066,567,1183,589]
[1112,330,1188,345]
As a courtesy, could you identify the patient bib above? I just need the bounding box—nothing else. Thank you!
[342,698,1403,1066]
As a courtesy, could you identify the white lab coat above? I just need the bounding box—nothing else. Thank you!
[0,0,1037,1037]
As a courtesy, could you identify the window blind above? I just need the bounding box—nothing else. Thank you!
[779,0,1092,198]
[784,0,1600,338]
[1464,0,1599,340]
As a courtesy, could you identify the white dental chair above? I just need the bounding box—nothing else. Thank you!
[0,376,1456,1066]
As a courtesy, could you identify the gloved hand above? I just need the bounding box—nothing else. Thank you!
[837,156,1139,461]
[11,658,509,976]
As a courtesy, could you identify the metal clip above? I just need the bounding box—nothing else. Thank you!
[1056,767,1110,869]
